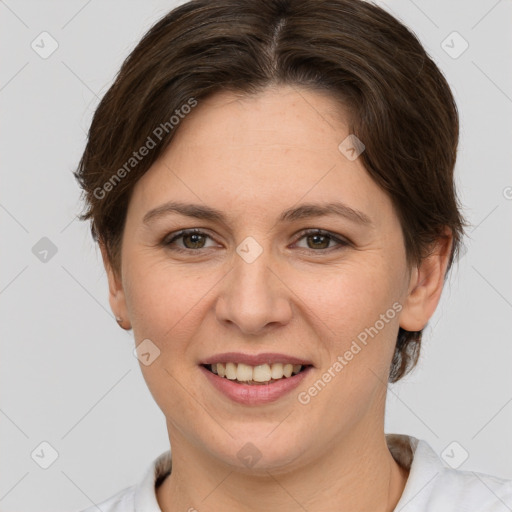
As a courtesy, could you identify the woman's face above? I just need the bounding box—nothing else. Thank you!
[108,85,422,470]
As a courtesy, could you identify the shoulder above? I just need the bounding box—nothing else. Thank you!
[426,466,512,511]
[389,435,512,511]
[420,468,512,512]
[75,450,171,512]
[78,484,136,512]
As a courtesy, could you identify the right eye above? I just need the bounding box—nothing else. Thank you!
[163,229,218,252]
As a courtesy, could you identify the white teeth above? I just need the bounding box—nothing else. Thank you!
[236,363,253,382]
[209,362,304,383]
[271,363,284,379]
[253,364,272,382]
[225,362,237,380]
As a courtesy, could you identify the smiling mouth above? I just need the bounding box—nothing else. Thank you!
[202,362,310,385]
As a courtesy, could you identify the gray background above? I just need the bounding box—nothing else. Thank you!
[1,0,511,510]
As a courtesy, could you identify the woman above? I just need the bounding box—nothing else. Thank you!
[74,0,511,510]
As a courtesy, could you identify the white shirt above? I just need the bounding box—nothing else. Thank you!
[79,434,512,511]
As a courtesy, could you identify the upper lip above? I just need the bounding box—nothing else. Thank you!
[200,352,313,367]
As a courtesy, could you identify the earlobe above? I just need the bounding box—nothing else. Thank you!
[99,241,131,330]
[399,229,453,332]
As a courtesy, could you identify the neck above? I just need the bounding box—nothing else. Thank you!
[157,424,410,512]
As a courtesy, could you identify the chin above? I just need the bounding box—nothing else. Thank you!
[203,421,313,473]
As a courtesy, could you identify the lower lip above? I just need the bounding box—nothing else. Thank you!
[200,365,312,405]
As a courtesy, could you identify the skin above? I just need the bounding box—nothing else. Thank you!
[101,85,452,512]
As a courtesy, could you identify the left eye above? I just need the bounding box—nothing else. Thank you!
[293,229,349,251]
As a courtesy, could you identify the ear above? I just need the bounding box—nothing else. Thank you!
[399,228,453,332]
[99,241,131,329]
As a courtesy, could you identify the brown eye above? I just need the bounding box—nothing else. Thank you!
[306,233,330,249]
[164,229,215,251]
[294,229,349,251]
[182,233,206,249]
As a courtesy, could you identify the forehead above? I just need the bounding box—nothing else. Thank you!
[127,85,394,229]
[174,85,349,152]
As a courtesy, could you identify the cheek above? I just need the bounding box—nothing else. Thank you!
[297,258,402,389]
[299,259,400,331]
[123,260,212,415]
[123,254,209,336]
[291,265,401,434]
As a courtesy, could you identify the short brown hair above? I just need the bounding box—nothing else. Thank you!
[74,0,467,382]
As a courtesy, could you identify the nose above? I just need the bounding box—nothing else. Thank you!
[215,246,293,336]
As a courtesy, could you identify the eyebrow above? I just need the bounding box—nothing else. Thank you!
[142,200,373,227]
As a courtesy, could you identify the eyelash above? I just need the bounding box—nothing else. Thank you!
[162,228,350,254]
